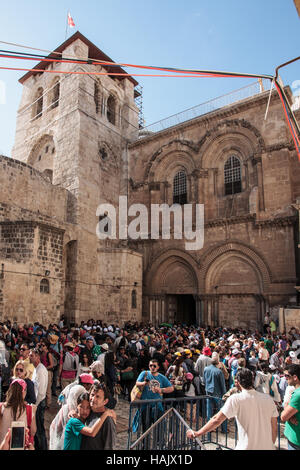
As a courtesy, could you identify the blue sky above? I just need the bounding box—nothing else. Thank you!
[0,0,299,155]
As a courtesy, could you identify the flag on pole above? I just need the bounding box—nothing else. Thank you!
[67,12,75,28]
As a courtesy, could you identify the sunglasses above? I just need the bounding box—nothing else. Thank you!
[284,374,291,378]
[16,368,24,372]
[149,364,158,368]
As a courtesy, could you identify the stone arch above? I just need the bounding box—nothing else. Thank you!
[144,139,198,182]
[197,119,265,169]
[145,249,199,295]
[205,253,263,294]
[27,134,56,176]
[199,241,272,292]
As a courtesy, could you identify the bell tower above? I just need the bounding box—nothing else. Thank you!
[11,32,143,324]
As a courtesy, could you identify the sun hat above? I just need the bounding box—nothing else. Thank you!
[49,334,59,345]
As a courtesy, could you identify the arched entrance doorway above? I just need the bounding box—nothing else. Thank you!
[204,249,267,330]
[146,252,199,326]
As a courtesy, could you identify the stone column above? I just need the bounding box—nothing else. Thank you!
[161,296,166,323]
[207,298,212,326]
[194,295,202,326]
[149,297,155,324]
[213,295,219,327]
[155,297,159,325]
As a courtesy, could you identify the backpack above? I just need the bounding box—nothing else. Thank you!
[128,341,138,357]
[50,345,62,366]
[63,352,78,371]
[47,352,57,369]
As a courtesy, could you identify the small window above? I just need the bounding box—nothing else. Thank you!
[43,169,53,183]
[131,290,137,309]
[40,278,50,294]
[224,156,242,195]
[99,147,108,161]
[173,170,187,205]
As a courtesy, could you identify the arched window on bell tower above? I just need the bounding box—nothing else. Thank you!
[50,79,60,109]
[107,94,116,125]
[173,170,187,205]
[34,87,44,119]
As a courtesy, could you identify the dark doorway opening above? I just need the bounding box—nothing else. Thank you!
[167,294,196,325]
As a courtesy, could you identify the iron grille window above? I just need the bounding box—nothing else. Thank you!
[173,171,187,205]
[224,156,242,195]
[40,278,50,294]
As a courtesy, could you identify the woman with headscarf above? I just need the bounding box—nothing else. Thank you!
[49,384,86,450]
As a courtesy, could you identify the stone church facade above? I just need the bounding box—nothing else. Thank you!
[0,32,299,330]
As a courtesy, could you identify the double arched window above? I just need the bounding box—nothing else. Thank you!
[173,170,187,204]
[224,156,242,195]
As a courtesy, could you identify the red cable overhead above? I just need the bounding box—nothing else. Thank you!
[0,65,235,79]
[0,46,299,160]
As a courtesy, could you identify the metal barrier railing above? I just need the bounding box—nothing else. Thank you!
[127,395,285,450]
[130,407,206,450]
[139,79,271,136]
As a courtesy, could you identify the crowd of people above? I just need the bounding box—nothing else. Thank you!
[0,313,299,450]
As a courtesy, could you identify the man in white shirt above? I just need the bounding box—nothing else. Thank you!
[30,348,48,450]
[187,368,278,450]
